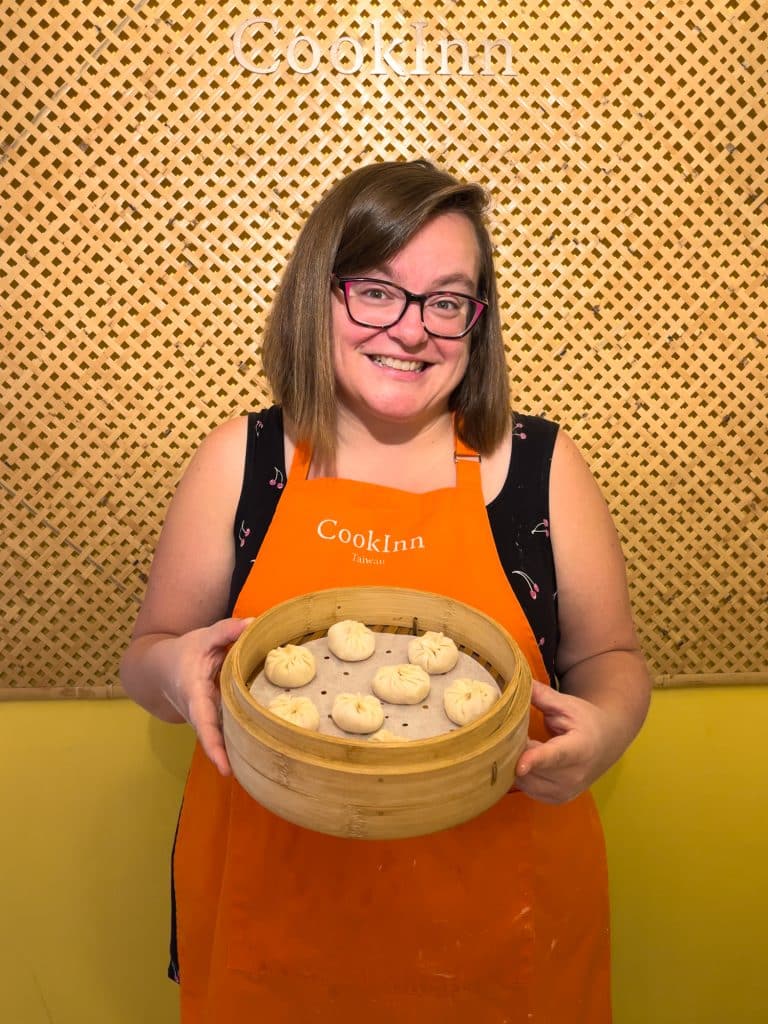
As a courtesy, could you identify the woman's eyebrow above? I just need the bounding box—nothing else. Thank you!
[430,273,477,292]
[370,269,478,292]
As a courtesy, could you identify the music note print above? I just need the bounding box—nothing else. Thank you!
[512,422,527,440]
[531,518,550,538]
[238,521,251,548]
[269,467,284,489]
[510,569,539,600]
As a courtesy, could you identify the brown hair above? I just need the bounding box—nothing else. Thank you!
[261,160,510,461]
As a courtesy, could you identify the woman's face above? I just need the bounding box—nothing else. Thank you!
[331,211,480,433]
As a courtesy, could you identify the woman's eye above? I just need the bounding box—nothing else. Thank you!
[359,285,396,301]
[430,295,462,312]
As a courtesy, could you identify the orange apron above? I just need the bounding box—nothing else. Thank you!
[174,436,611,1023]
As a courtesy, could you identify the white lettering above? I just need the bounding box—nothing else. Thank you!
[439,38,471,77]
[366,529,381,554]
[231,17,280,74]
[329,34,364,74]
[287,31,321,73]
[372,18,406,75]
[353,552,384,566]
[316,518,424,554]
[317,518,337,540]
[413,21,428,76]
[481,39,515,77]
[231,19,517,78]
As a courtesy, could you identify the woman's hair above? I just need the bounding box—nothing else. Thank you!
[261,159,510,461]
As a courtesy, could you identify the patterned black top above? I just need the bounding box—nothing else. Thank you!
[226,407,560,686]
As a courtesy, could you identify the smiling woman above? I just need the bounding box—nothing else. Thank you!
[120,159,651,1023]
[328,212,477,437]
[260,160,511,469]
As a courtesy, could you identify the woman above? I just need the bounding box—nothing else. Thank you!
[121,159,651,1023]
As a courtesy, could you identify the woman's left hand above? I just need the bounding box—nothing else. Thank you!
[514,680,617,804]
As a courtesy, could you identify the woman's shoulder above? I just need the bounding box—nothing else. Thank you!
[176,407,282,503]
[197,407,282,460]
[511,411,560,447]
[243,405,283,433]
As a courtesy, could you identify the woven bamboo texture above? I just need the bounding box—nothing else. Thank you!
[1,0,766,698]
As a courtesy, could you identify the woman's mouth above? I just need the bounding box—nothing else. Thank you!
[369,355,426,372]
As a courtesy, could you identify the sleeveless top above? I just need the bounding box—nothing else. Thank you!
[226,407,560,687]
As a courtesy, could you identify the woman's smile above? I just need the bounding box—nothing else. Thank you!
[332,211,478,428]
[367,354,428,373]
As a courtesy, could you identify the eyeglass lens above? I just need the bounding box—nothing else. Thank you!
[343,280,481,337]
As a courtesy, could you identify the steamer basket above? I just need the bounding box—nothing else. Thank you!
[220,586,531,840]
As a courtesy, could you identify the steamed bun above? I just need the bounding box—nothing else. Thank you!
[407,631,459,674]
[443,678,498,726]
[368,728,405,743]
[331,692,384,734]
[268,693,320,731]
[264,644,316,688]
[327,620,376,662]
[372,663,430,705]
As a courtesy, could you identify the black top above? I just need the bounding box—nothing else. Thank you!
[226,407,560,686]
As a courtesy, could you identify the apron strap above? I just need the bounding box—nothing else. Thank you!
[454,434,482,487]
[289,440,312,480]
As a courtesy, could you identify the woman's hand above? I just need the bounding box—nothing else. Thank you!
[161,617,254,776]
[514,680,621,804]
[123,616,253,777]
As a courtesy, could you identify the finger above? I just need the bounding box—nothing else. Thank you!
[516,734,574,779]
[197,720,232,776]
[521,737,544,754]
[529,679,570,713]
[514,772,575,805]
[515,738,543,772]
[189,691,232,776]
[206,616,255,649]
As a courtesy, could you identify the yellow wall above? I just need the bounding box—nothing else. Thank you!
[1,689,766,1023]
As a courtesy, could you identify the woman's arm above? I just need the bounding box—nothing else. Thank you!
[119,416,251,774]
[515,429,652,803]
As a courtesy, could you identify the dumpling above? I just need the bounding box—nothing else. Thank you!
[443,678,498,726]
[372,663,431,705]
[268,693,320,731]
[331,692,385,734]
[407,631,459,674]
[327,619,376,662]
[368,728,405,743]
[264,644,316,688]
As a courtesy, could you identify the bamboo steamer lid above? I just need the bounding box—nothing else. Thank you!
[220,586,531,839]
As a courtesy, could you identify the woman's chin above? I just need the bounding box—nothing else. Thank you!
[341,395,446,430]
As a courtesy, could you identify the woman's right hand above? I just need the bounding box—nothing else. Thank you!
[151,614,253,774]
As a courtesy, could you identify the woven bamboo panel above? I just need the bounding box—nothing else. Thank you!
[1,0,766,698]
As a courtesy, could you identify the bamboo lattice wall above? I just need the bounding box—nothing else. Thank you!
[1,0,766,698]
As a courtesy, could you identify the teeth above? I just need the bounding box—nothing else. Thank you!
[371,355,425,372]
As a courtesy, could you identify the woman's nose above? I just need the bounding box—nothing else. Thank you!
[386,298,428,347]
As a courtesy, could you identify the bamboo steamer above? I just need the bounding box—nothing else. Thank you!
[220,586,531,840]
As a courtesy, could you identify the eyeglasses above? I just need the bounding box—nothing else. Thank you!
[333,276,487,340]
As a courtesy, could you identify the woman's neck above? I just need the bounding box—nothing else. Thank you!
[323,408,458,492]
